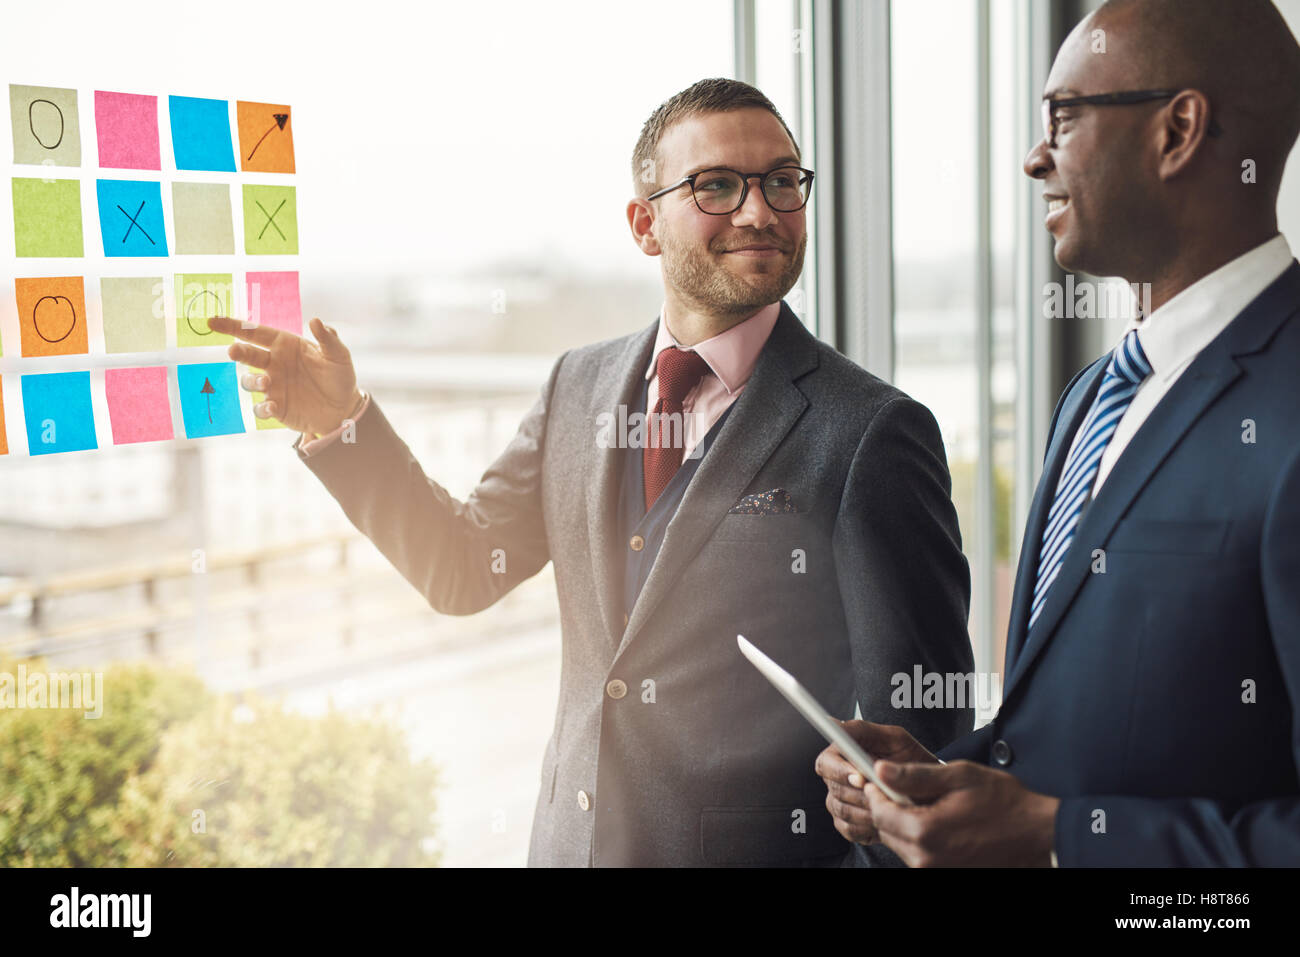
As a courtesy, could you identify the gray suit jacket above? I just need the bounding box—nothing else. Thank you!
[296,302,974,866]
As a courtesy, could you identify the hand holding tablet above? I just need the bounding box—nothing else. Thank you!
[737,634,916,806]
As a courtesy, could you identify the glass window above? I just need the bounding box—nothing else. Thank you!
[0,0,734,867]
[891,0,1020,712]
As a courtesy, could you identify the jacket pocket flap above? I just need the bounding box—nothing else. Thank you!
[700,805,848,865]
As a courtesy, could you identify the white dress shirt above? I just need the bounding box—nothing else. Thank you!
[1066,233,1293,497]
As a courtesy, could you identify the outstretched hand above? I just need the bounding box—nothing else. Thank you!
[207,315,362,435]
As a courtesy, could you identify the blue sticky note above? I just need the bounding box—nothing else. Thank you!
[96,179,169,257]
[21,371,98,455]
[169,96,236,172]
[177,362,245,438]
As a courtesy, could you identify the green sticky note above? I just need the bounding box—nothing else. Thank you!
[102,277,166,353]
[175,273,235,348]
[12,178,84,257]
[10,84,81,167]
[173,182,234,254]
[242,184,298,254]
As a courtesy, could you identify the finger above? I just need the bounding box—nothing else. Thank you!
[876,760,970,803]
[840,719,911,758]
[308,317,350,361]
[826,789,877,844]
[228,342,273,368]
[826,790,877,839]
[831,811,878,846]
[241,372,271,393]
[826,778,870,810]
[814,745,859,785]
[208,315,279,346]
[834,816,871,844]
[865,783,923,845]
[253,399,279,420]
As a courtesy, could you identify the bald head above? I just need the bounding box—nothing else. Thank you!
[1025,0,1300,291]
[1092,0,1300,193]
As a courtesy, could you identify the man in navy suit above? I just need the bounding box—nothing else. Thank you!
[816,0,1300,865]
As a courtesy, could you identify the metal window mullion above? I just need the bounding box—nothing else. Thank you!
[734,0,757,85]
[810,0,837,347]
[974,0,996,679]
[820,0,893,379]
[1014,0,1059,561]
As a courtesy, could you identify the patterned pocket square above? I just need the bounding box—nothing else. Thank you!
[729,488,799,515]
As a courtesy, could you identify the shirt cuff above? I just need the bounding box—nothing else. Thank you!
[297,390,370,457]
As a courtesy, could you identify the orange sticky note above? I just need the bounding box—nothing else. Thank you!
[237,101,294,173]
[15,277,89,357]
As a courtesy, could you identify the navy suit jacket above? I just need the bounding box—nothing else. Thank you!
[940,260,1300,866]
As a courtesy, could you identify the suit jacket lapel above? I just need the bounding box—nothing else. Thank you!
[1001,261,1300,706]
[587,320,659,648]
[1002,357,1107,675]
[616,304,818,659]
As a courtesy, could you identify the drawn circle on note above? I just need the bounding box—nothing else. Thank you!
[185,291,223,337]
[33,295,77,343]
[28,98,65,150]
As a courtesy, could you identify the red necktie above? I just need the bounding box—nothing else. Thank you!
[643,346,711,510]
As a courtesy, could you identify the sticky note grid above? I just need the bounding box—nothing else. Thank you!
[4,84,301,455]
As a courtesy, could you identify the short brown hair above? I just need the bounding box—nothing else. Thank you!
[631,77,800,197]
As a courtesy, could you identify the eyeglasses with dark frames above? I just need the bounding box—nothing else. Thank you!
[646,165,815,215]
[1041,89,1223,149]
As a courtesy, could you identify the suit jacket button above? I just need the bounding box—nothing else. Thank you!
[629,535,645,552]
[606,679,628,699]
[577,789,591,811]
[992,739,1014,766]
[622,613,629,628]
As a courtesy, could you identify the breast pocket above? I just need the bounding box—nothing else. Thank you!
[1105,518,1229,556]
[711,512,809,544]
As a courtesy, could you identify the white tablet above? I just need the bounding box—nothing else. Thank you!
[737,634,915,806]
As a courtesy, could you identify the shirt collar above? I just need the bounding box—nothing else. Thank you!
[643,300,782,394]
[1124,233,1293,382]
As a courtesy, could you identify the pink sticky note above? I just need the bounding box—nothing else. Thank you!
[95,91,161,171]
[105,366,174,444]
[246,271,302,335]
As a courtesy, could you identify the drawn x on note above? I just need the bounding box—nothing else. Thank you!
[117,200,156,245]
[255,199,287,241]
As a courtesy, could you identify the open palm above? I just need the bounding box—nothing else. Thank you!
[207,315,361,436]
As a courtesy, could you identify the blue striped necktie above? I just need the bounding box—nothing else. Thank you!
[1029,329,1152,629]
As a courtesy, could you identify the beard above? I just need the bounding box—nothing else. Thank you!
[658,224,807,316]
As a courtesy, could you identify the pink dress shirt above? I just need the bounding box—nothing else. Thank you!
[643,301,781,459]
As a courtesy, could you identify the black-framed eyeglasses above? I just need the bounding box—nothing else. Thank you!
[1041,89,1223,148]
[646,165,815,215]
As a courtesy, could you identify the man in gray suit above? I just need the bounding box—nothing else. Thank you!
[210,78,974,867]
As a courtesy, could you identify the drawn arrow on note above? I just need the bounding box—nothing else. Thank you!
[200,377,215,423]
[247,113,290,162]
